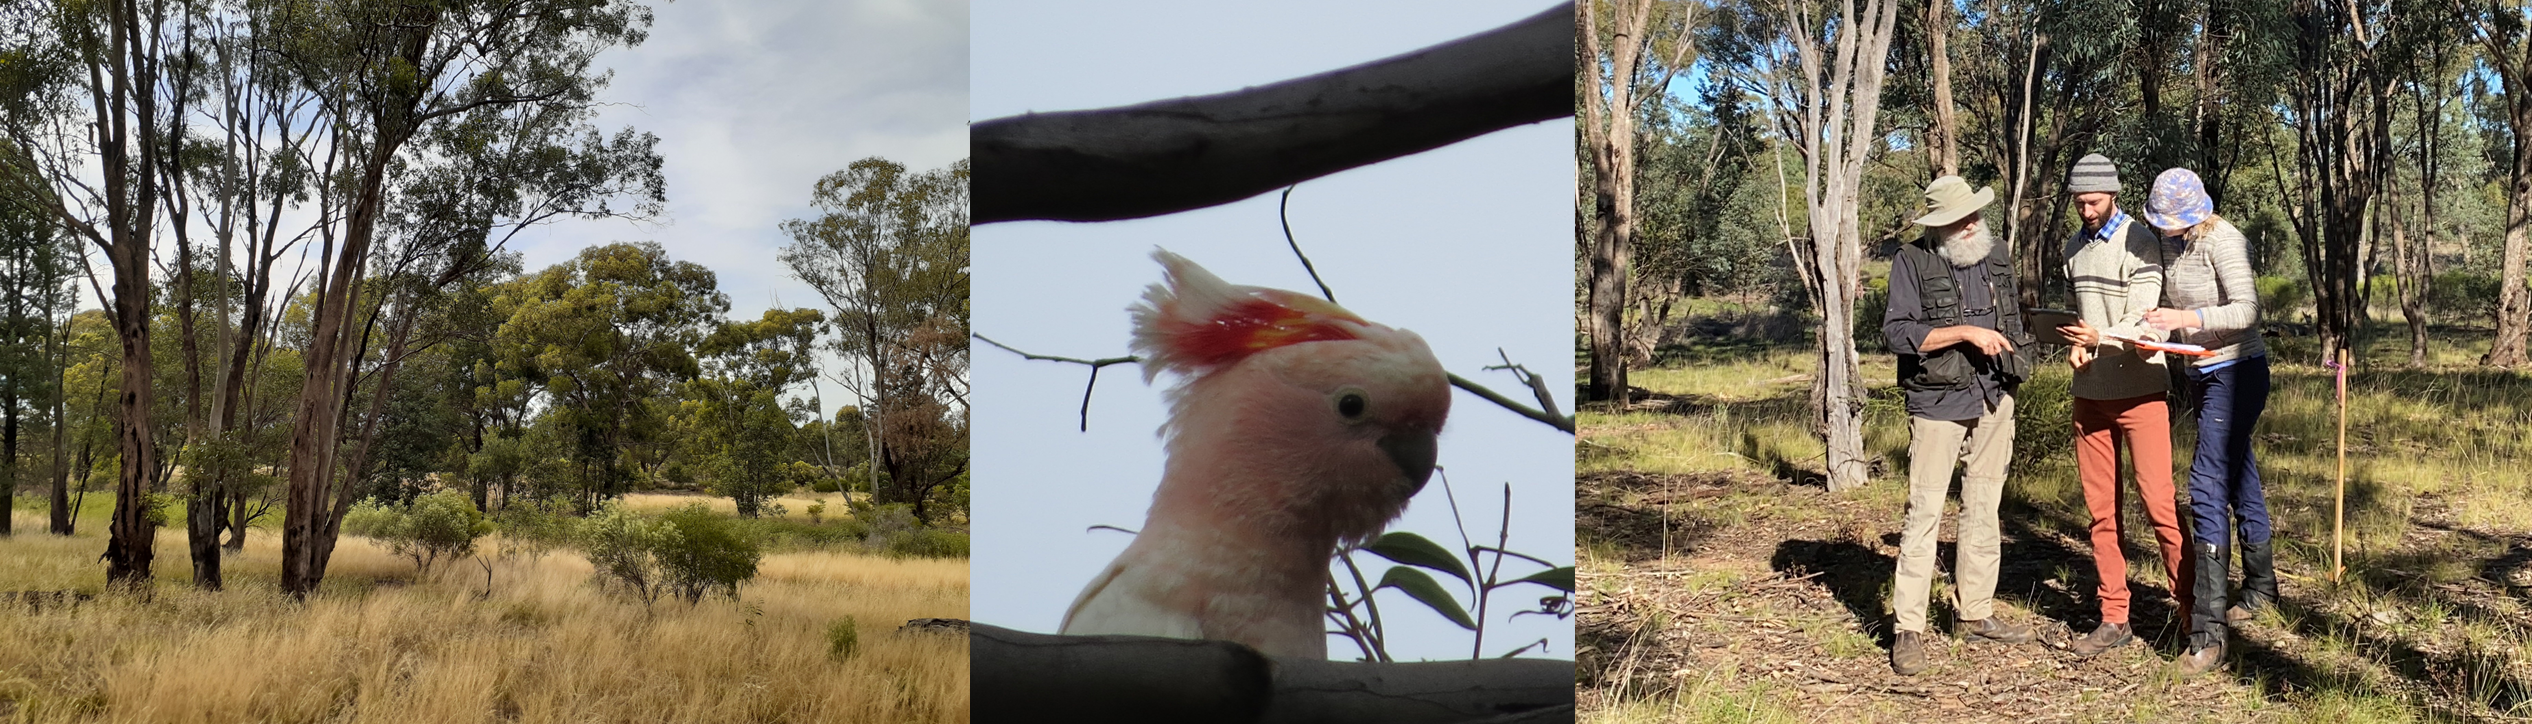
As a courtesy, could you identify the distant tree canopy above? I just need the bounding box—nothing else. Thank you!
[1590,0,2527,373]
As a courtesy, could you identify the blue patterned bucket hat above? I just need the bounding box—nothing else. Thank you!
[2145,168,2213,230]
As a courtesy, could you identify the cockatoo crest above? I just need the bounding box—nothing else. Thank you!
[1130,250,1369,382]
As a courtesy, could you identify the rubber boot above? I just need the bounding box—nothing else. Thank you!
[2178,541,2229,676]
[2229,539,2278,624]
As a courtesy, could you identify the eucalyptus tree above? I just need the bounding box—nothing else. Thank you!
[260,0,660,597]
[0,0,195,585]
[2468,0,2532,366]
[1748,0,1902,492]
[777,157,968,511]
[692,307,824,518]
[488,242,723,513]
[1580,0,1695,404]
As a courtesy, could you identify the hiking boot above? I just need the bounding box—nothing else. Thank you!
[2230,539,2279,624]
[1957,616,2033,645]
[2069,622,2134,657]
[2176,635,2227,677]
[1891,630,1929,676]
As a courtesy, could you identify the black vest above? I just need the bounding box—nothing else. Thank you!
[1896,239,2031,391]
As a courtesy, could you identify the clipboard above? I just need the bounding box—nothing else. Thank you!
[2106,333,2219,357]
[2025,308,2081,345]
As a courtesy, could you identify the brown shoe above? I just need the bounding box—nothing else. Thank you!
[1891,630,1928,676]
[2069,622,2134,657]
[1957,617,2033,644]
[2176,639,2227,677]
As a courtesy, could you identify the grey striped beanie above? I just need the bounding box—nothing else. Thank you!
[2068,153,2121,194]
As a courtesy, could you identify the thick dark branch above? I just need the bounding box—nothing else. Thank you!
[972,4,1572,223]
[971,623,1575,724]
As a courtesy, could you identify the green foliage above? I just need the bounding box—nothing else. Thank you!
[344,491,493,575]
[826,618,859,662]
[883,527,968,559]
[652,504,762,604]
[578,502,764,605]
[1329,492,1576,661]
[2259,275,2311,318]
[578,502,675,605]
[491,500,574,562]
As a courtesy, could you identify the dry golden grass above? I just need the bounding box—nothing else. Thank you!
[617,492,857,518]
[0,510,967,724]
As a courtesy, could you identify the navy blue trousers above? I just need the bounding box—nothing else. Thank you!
[2183,355,2272,548]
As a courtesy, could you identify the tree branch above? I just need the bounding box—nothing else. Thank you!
[973,334,1138,432]
[971,623,1575,724]
[972,4,1572,223]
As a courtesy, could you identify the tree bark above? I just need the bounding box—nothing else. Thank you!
[1774,0,1903,492]
[2494,61,2532,367]
[972,5,1570,224]
[1580,0,1656,405]
[971,623,1573,724]
[1926,0,1957,176]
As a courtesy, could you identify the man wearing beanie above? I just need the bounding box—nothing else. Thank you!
[1880,175,2036,676]
[2055,154,2194,659]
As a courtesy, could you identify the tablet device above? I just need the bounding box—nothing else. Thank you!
[2025,308,2081,345]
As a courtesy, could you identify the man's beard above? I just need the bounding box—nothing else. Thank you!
[1933,222,1994,268]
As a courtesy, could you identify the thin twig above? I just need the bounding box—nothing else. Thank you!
[1279,185,1337,303]
[973,333,1139,432]
[1450,373,1575,433]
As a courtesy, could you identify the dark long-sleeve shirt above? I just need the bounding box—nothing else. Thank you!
[1883,248,2013,421]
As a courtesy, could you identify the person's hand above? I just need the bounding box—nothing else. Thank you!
[2058,319,2101,347]
[2142,307,2202,331]
[1960,326,2014,356]
[2069,343,2094,369]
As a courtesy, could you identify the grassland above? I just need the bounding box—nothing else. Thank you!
[1579,322,2532,723]
[0,497,968,724]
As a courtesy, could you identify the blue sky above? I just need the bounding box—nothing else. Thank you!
[970,0,1576,661]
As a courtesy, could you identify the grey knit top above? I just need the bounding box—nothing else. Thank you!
[2062,213,2169,400]
[2159,216,2266,367]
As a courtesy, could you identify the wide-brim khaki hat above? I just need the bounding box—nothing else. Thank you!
[1911,175,1995,227]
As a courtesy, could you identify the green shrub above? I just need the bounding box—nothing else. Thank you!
[884,528,969,559]
[492,499,573,562]
[345,490,492,575]
[580,502,675,604]
[653,504,762,604]
[579,502,765,605]
[811,478,840,494]
[2257,275,2309,318]
[827,617,859,662]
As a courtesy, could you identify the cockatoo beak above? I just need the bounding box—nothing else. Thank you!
[1380,428,1439,496]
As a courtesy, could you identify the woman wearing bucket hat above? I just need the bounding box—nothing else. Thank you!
[2140,167,2274,677]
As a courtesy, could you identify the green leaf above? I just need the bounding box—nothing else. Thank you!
[1496,567,1574,593]
[1361,532,1473,584]
[1376,566,1477,630]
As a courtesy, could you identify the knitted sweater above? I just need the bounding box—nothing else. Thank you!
[2062,213,2169,400]
[2160,217,2267,367]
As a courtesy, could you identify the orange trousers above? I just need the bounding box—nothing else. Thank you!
[2074,393,2194,624]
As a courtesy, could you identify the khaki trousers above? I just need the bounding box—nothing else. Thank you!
[1892,395,2015,634]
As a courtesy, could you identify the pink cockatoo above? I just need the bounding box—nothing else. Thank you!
[1058,249,1453,659]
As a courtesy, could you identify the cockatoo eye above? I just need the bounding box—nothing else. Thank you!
[1333,388,1369,420]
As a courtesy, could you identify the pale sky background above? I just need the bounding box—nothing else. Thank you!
[971,0,1576,661]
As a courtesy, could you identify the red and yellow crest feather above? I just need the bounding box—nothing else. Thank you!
[1131,250,1368,380]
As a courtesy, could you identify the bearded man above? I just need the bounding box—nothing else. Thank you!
[1880,175,2037,676]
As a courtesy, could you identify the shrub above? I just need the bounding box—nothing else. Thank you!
[580,502,764,605]
[827,618,859,662]
[492,499,574,563]
[884,528,969,559]
[345,490,492,575]
[810,478,840,494]
[580,502,675,605]
[653,504,762,604]
[2256,275,2309,319]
